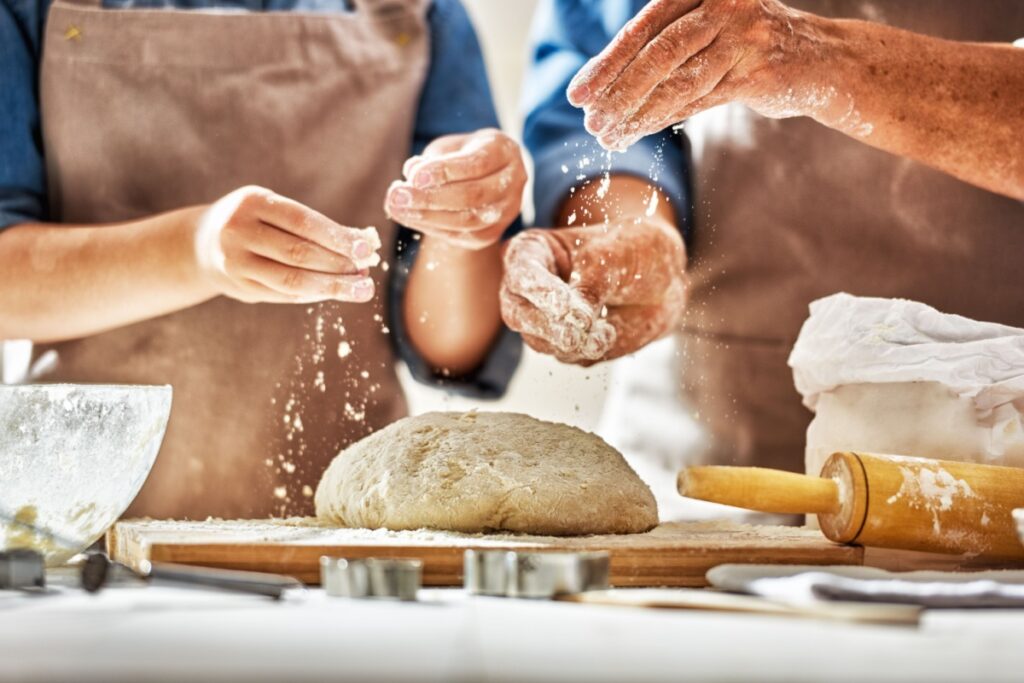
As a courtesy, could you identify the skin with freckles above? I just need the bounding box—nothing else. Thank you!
[568,0,1024,200]
[386,129,528,375]
[500,175,686,366]
[0,185,379,342]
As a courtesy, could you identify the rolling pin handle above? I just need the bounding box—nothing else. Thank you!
[678,466,842,515]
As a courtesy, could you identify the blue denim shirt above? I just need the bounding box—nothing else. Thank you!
[0,0,521,397]
[522,0,691,234]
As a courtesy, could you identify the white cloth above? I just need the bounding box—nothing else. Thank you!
[708,564,1024,609]
[788,293,1024,415]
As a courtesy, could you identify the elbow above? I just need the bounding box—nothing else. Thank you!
[403,309,501,379]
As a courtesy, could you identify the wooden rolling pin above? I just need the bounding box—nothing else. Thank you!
[678,452,1024,560]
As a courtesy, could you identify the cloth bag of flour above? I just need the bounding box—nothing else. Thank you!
[789,293,1024,484]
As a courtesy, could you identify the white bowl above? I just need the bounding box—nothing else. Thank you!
[1,384,172,565]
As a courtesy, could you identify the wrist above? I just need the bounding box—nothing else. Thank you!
[757,9,846,121]
[791,15,872,136]
[177,204,221,300]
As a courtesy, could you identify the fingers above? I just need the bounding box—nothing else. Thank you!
[405,130,516,188]
[230,278,311,305]
[567,0,702,106]
[501,221,687,365]
[500,232,617,360]
[597,52,734,150]
[500,285,616,362]
[502,234,574,318]
[234,221,360,274]
[388,165,520,213]
[241,253,375,303]
[389,130,526,250]
[239,187,382,270]
[387,199,512,248]
[508,284,685,365]
[401,134,472,178]
[388,204,506,249]
[583,8,719,136]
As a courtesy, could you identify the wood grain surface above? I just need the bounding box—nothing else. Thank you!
[108,519,864,587]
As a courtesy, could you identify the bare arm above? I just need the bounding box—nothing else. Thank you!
[388,130,526,376]
[0,186,380,342]
[568,0,1024,199]
[402,239,504,374]
[500,174,687,365]
[799,15,1024,199]
[0,208,209,342]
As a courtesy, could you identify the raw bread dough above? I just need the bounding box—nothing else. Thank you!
[315,411,658,535]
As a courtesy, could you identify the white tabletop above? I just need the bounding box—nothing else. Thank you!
[2,570,1023,683]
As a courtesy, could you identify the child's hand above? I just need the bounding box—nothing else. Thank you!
[385,129,527,250]
[194,186,380,304]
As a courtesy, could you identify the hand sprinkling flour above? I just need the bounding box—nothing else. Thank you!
[562,0,1024,201]
[384,128,527,251]
[194,185,382,304]
[566,0,864,151]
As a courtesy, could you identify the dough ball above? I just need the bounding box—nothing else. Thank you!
[315,411,658,535]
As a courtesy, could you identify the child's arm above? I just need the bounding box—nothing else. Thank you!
[0,187,378,342]
[387,129,526,376]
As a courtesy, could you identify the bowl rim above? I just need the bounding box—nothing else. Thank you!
[0,383,172,391]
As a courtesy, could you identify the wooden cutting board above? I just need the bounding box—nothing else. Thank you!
[107,518,863,587]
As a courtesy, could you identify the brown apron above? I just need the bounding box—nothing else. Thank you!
[680,0,1024,473]
[36,0,429,518]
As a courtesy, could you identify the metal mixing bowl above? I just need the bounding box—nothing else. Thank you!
[1,384,172,565]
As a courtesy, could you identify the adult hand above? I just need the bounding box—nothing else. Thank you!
[385,128,527,250]
[567,0,841,151]
[500,218,686,365]
[193,186,381,304]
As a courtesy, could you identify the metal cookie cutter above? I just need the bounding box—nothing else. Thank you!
[0,549,46,590]
[464,550,610,599]
[320,557,422,601]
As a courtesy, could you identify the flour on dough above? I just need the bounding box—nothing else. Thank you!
[315,411,658,535]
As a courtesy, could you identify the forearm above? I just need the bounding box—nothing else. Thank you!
[0,207,212,342]
[404,237,504,375]
[558,174,680,233]
[803,14,1024,199]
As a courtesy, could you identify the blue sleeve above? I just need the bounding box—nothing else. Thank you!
[0,0,48,230]
[389,0,522,400]
[522,0,691,234]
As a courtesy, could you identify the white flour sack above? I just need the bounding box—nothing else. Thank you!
[788,293,1024,480]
